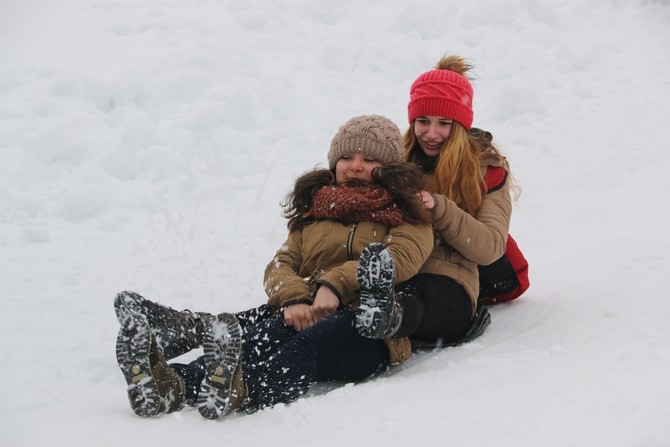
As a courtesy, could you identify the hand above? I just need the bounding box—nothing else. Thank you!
[283,303,315,332]
[417,190,435,210]
[311,285,340,322]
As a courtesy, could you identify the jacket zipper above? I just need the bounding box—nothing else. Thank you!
[346,222,359,261]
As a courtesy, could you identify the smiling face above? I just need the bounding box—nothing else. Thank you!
[335,152,383,184]
[413,115,454,157]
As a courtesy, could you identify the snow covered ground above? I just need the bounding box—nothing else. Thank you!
[2,0,669,445]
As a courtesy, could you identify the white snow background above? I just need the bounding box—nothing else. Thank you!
[2,0,669,445]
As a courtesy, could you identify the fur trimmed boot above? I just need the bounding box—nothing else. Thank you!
[114,291,214,359]
[355,243,403,339]
[197,313,246,420]
[116,314,185,417]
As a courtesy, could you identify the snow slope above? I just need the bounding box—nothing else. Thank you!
[1,0,669,445]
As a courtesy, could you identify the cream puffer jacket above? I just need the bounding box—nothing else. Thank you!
[265,219,433,307]
[264,218,434,365]
[419,152,512,312]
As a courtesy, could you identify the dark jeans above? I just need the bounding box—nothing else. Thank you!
[396,273,473,344]
[171,310,389,412]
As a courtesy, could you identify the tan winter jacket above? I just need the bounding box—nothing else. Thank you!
[264,219,434,364]
[419,152,512,313]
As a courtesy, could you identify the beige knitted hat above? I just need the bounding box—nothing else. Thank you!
[327,115,404,169]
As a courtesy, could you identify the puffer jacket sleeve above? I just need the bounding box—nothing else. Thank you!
[318,222,434,304]
[264,230,312,308]
[385,222,435,282]
[430,180,512,266]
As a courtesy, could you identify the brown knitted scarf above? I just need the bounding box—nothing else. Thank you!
[305,184,403,226]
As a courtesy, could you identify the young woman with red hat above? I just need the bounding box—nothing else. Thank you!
[355,55,518,348]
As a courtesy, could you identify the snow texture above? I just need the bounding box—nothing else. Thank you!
[2,0,670,446]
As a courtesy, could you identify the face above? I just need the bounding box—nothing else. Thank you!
[414,116,454,157]
[335,152,383,184]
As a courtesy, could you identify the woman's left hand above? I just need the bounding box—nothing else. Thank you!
[311,285,339,322]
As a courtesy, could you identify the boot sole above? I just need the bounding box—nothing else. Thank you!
[355,243,396,338]
[115,314,162,417]
[114,291,146,327]
[197,313,243,420]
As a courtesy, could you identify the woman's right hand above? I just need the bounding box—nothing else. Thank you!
[283,303,315,332]
[417,190,435,210]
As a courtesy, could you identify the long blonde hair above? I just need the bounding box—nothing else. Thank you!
[405,54,517,215]
[405,123,483,216]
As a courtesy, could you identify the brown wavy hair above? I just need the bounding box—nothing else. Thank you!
[282,162,431,232]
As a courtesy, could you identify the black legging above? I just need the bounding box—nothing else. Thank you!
[171,310,389,412]
[395,273,473,344]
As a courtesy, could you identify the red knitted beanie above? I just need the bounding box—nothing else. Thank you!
[407,69,474,131]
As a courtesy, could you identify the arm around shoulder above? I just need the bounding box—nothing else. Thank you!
[429,182,511,265]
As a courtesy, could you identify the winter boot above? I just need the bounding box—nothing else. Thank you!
[197,313,246,420]
[456,305,491,345]
[115,314,185,417]
[355,243,403,339]
[114,291,214,359]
